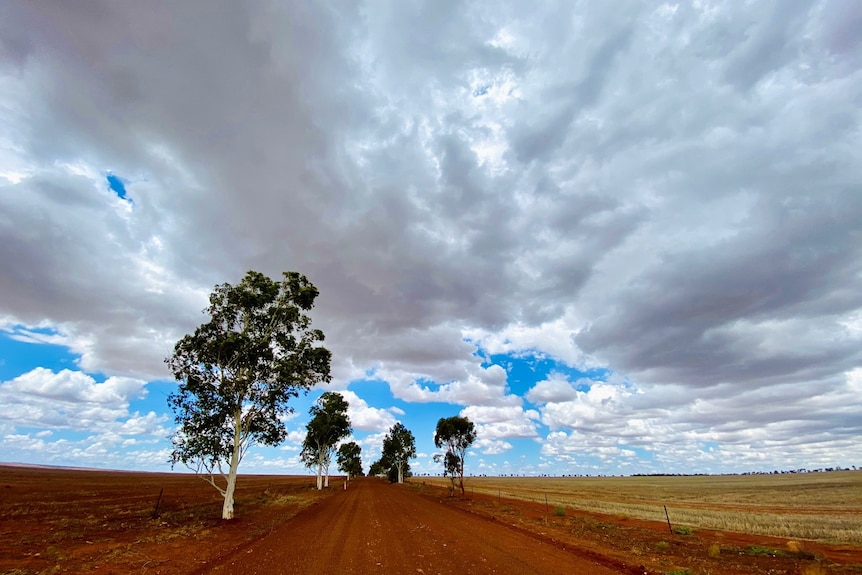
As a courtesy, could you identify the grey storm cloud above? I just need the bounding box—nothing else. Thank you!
[1,0,861,470]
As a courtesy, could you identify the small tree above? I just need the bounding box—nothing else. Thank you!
[337,441,363,480]
[434,450,460,496]
[381,422,416,484]
[368,456,389,477]
[301,392,351,489]
[166,270,331,520]
[434,416,476,496]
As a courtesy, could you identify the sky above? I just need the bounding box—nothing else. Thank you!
[1,1,861,478]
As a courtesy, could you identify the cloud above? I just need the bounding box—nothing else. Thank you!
[340,390,397,432]
[475,438,513,455]
[0,1,860,474]
[375,360,519,407]
[4,367,145,403]
[0,368,152,429]
[460,404,539,440]
[525,372,581,404]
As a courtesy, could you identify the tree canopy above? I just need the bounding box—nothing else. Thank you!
[368,456,389,477]
[301,391,351,489]
[337,441,363,479]
[166,270,330,519]
[434,416,476,496]
[381,422,416,484]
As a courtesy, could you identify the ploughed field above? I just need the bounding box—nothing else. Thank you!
[2,465,861,574]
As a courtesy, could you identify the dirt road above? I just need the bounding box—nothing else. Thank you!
[208,478,630,574]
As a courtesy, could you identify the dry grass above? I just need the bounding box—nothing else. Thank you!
[414,471,862,544]
[801,563,830,575]
[707,543,721,557]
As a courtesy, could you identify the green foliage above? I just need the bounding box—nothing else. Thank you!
[664,569,691,575]
[166,270,331,516]
[672,525,693,535]
[434,416,476,496]
[301,392,352,488]
[553,506,567,517]
[336,442,363,478]
[656,541,670,551]
[746,545,786,557]
[368,457,389,477]
[382,423,416,484]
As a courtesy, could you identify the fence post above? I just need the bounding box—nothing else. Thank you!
[151,487,164,519]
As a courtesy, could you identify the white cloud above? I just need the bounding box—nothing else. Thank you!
[376,361,519,408]
[3,367,146,404]
[0,368,151,430]
[525,372,581,404]
[475,438,513,455]
[0,431,173,471]
[460,404,539,440]
[0,1,860,474]
[340,390,397,432]
[464,318,589,369]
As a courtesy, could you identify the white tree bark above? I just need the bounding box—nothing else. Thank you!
[222,410,243,519]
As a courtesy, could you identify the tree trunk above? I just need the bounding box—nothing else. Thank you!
[458,455,466,496]
[223,411,243,519]
[324,453,330,488]
[397,462,404,484]
[316,458,323,490]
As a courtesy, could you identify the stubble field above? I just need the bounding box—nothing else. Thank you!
[418,471,862,544]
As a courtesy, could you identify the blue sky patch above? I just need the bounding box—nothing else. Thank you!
[105,172,129,201]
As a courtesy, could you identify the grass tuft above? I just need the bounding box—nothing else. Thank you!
[553,506,567,517]
[672,525,693,536]
[707,543,721,557]
[746,545,786,557]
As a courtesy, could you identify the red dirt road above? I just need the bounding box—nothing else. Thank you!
[209,478,629,575]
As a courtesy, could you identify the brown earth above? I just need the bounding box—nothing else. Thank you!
[2,465,861,575]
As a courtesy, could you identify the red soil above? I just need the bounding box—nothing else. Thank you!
[1,465,860,574]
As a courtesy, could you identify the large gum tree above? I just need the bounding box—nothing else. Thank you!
[166,270,331,519]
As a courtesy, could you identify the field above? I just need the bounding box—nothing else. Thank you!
[0,465,329,574]
[418,471,862,544]
[2,465,862,575]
